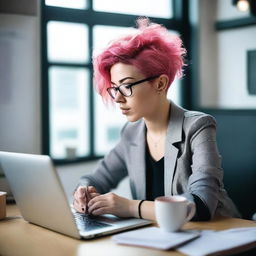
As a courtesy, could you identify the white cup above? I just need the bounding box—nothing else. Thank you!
[155,195,196,232]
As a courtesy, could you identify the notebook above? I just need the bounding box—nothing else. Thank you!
[0,151,151,239]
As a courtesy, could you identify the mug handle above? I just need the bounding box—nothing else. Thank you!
[184,201,196,223]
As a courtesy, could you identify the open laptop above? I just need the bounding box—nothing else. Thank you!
[0,151,151,239]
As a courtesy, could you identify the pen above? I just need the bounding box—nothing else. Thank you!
[81,188,87,214]
[86,187,91,214]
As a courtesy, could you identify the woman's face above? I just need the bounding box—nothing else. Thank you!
[110,63,160,122]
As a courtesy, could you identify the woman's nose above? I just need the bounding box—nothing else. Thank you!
[114,90,125,103]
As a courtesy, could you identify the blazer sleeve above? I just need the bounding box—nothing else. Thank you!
[78,126,128,194]
[182,115,223,219]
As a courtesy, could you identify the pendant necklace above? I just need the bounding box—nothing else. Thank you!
[147,132,163,148]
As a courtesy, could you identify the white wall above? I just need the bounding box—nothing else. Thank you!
[0,13,41,154]
[199,0,256,108]
[199,0,218,107]
[217,26,256,108]
[0,9,42,195]
[217,0,250,20]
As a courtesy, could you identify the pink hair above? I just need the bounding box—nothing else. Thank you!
[93,18,186,102]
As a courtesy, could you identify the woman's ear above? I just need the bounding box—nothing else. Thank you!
[155,74,169,92]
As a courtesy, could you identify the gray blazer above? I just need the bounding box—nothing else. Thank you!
[79,101,240,219]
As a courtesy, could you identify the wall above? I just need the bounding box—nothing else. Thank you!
[198,0,218,107]
[0,13,41,154]
[0,6,41,194]
[199,0,256,109]
[198,0,256,219]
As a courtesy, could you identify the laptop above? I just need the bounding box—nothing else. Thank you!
[0,151,151,239]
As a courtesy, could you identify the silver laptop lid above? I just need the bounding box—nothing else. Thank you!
[0,151,80,239]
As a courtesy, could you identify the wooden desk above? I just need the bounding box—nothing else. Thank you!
[1,204,256,256]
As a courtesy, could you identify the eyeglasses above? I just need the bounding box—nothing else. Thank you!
[107,75,159,99]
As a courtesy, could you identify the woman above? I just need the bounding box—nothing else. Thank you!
[73,18,240,221]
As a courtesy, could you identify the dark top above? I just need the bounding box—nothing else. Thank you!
[145,146,164,201]
[145,145,211,221]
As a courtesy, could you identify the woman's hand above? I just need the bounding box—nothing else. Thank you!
[73,186,100,213]
[87,192,132,218]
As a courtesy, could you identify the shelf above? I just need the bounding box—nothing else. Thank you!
[216,16,256,30]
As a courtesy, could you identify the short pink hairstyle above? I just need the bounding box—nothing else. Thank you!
[93,18,186,102]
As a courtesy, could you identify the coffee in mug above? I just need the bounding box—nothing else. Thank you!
[155,195,196,232]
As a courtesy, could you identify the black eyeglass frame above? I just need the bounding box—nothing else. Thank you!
[107,75,160,99]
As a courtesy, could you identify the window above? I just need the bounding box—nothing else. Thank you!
[49,66,90,159]
[47,21,89,63]
[93,0,172,18]
[45,0,87,9]
[42,0,184,163]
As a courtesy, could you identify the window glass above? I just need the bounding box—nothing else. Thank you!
[49,66,89,159]
[167,30,182,106]
[93,26,135,155]
[45,0,87,9]
[93,25,136,56]
[47,21,88,63]
[93,0,172,18]
[167,78,181,106]
[94,94,126,155]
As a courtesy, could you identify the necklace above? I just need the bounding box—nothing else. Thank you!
[147,132,164,148]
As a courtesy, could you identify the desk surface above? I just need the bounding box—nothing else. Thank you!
[1,204,256,256]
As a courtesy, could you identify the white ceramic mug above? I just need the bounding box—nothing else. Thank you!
[155,195,196,232]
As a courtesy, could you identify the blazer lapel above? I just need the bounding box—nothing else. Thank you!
[164,102,185,195]
[129,121,146,199]
[127,101,185,199]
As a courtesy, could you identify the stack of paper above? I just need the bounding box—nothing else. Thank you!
[112,227,256,255]
[177,227,256,256]
[112,227,200,250]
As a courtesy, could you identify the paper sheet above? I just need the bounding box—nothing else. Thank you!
[177,227,256,256]
[112,227,200,250]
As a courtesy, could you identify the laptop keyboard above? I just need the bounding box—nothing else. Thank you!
[73,212,112,232]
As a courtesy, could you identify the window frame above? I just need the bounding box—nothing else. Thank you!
[41,0,190,165]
